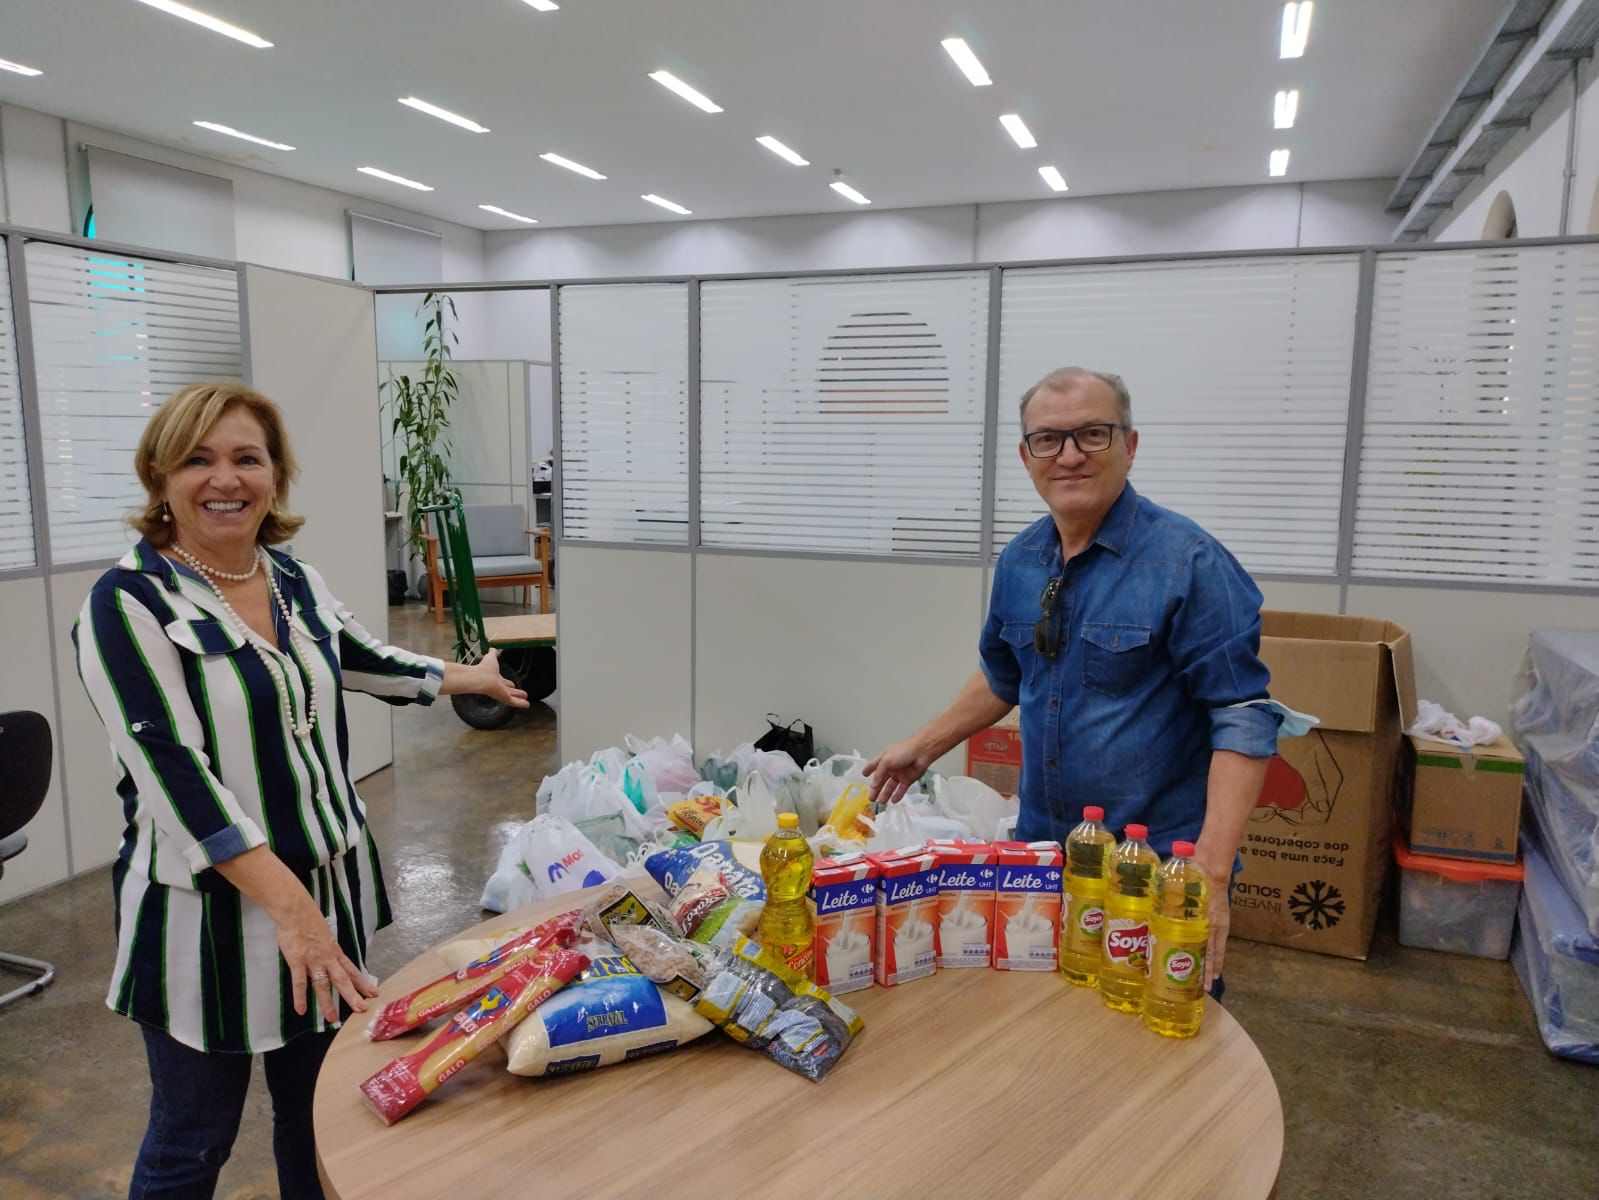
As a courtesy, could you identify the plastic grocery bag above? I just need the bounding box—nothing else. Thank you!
[699,771,780,843]
[798,754,869,836]
[930,775,1016,844]
[543,764,656,842]
[506,814,620,907]
[863,794,974,852]
[624,733,702,794]
[701,742,805,792]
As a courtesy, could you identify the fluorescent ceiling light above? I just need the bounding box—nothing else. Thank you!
[130,0,272,48]
[0,57,44,77]
[941,37,991,86]
[193,120,293,150]
[756,135,809,166]
[540,152,606,179]
[1280,2,1312,58]
[1269,148,1291,177]
[1274,89,1299,129]
[358,166,433,191]
[479,204,537,224]
[399,96,489,133]
[830,180,871,205]
[648,70,723,114]
[520,0,559,8]
[999,113,1037,149]
[1038,165,1068,193]
[642,193,692,215]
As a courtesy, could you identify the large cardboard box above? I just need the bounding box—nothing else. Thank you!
[966,706,1021,797]
[1396,734,1524,863]
[1232,611,1417,960]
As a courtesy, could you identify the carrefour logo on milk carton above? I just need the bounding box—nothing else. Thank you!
[816,880,876,913]
[998,865,1063,892]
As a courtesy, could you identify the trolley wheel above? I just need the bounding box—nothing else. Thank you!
[523,646,557,702]
[449,652,524,731]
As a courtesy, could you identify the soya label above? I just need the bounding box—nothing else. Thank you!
[1163,948,1197,983]
[1076,904,1105,937]
[1103,919,1149,966]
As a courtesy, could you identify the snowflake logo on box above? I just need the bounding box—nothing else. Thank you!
[1288,879,1345,930]
[1163,949,1197,983]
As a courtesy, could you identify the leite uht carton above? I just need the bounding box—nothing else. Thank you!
[810,854,878,995]
[872,847,940,986]
[1236,611,1418,960]
[930,841,997,968]
[993,841,1063,971]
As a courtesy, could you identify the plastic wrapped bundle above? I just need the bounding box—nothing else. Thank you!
[1511,630,1599,807]
[1522,744,1599,938]
[1511,821,1599,1064]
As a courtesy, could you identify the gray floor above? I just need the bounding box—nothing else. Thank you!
[0,602,1594,1200]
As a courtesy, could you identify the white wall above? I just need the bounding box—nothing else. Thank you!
[1431,62,1599,240]
[0,105,71,232]
[485,180,1397,281]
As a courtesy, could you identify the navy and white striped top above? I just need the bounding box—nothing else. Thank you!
[75,539,444,1053]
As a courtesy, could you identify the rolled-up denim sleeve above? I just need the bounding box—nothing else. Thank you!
[979,563,1021,706]
[1169,538,1281,758]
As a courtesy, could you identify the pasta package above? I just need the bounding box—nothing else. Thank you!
[503,949,713,1077]
[365,910,583,1041]
[359,945,588,1125]
[584,882,676,944]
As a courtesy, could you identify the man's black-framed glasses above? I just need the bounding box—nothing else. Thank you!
[1023,423,1128,458]
[1034,576,1064,658]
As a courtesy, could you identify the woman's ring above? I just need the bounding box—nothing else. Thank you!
[310,969,330,984]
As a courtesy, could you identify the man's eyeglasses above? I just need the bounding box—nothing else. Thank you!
[1034,576,1064,658]
[1023,423,1128,458]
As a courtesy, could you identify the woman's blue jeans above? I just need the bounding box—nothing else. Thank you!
[129,1023,334,1200]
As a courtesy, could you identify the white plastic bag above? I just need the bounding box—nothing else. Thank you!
[479,833,524,913]
[545,765,656,842]
[699,770,780,843]
[799,754,869,835]
[624,733,702,794]
[511,813,620,904]
[931,775,1016,846]
[535,760,587,817]
[863,794,974,852]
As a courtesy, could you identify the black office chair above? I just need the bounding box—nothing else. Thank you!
[0,710,56,1008]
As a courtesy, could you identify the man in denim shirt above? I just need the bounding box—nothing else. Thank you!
[868,367,1280,990]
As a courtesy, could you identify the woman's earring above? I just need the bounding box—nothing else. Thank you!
[161,501,171,523]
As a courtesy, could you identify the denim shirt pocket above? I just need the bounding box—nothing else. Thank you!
[1081,622,1152,698]
[1000,622,1041,688]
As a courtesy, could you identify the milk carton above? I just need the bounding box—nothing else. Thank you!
[810,853,879,994]
[930,840,997,969]
[993,841,1064,971]
[870,847,940,986]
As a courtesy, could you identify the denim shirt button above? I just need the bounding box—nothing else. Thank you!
[1047,757,1058,768]
[1050,697,1060,709]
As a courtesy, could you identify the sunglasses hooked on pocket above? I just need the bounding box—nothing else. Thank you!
[1034,576,1064,658]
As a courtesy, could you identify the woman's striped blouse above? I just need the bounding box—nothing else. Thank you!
[75,539,444,1053]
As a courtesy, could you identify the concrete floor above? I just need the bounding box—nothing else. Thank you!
[1,600,1595,1199]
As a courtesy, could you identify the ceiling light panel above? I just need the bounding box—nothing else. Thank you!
[648,70,723,113]
[642,193,692,215]
[358,166,433,191]
[479,204,537,224]
[1274,89,1299,129]
[940,37,991,86]
[1269,149,1291,177]
[1280,2,1312,58]
[399,97,490,133]
[520,0,559,9]
[1038,166,1068,193]
[756,135,809,166]
[193,120,293,150]
[830,181,870,205]
[0,57,44,77]
[130,0,272,48]
[540,152,606,179]
[999,114,1037,149]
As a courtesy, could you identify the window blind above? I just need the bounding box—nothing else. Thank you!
[1354,244,1599,586]
[558,283,689,544]
[0,243,37,570]
[993,256,1359,575]
[699,271,990,556]
[25,241,242,565]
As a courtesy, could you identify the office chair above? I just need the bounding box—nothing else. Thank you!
[0,710,57,1008]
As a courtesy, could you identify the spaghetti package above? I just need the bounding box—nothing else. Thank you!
[693,935,864,1082]
[359,945,587,1125]
[365,910,582,1041]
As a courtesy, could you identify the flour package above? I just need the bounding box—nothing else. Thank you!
[503,946,713,1076]
[642,840,765,902]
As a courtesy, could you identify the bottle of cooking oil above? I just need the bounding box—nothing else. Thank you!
[1059,806,1116,987]
[1143,840,1210,1039]
[1099,823,1159,1013]
[758,812,816,978]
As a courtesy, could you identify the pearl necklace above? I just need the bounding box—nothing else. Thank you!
[172,542,319,741]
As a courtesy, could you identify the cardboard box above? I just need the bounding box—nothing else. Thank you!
[1231,611,1417,960]
[1397,734,1524,863]
[966,706,1021,797]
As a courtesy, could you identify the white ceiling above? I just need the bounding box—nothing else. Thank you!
[0,0,1507,232]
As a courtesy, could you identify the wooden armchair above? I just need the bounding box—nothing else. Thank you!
[424,502,551,622]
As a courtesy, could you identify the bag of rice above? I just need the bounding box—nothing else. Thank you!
[503,945,713,1076]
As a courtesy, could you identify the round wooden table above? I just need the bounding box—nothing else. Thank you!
[315,885,1283,1200]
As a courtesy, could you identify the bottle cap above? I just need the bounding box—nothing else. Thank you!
[777,812,799,830]
[1083,806,1104,821]
[1124,823,1148,841]
[1172,840,1195,857]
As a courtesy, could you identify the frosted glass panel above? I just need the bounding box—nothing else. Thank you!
[0,243,36,570]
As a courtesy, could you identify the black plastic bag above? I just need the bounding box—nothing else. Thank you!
[754,714,814,768]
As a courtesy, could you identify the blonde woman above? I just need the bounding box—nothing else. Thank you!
[75,382,525,1200]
